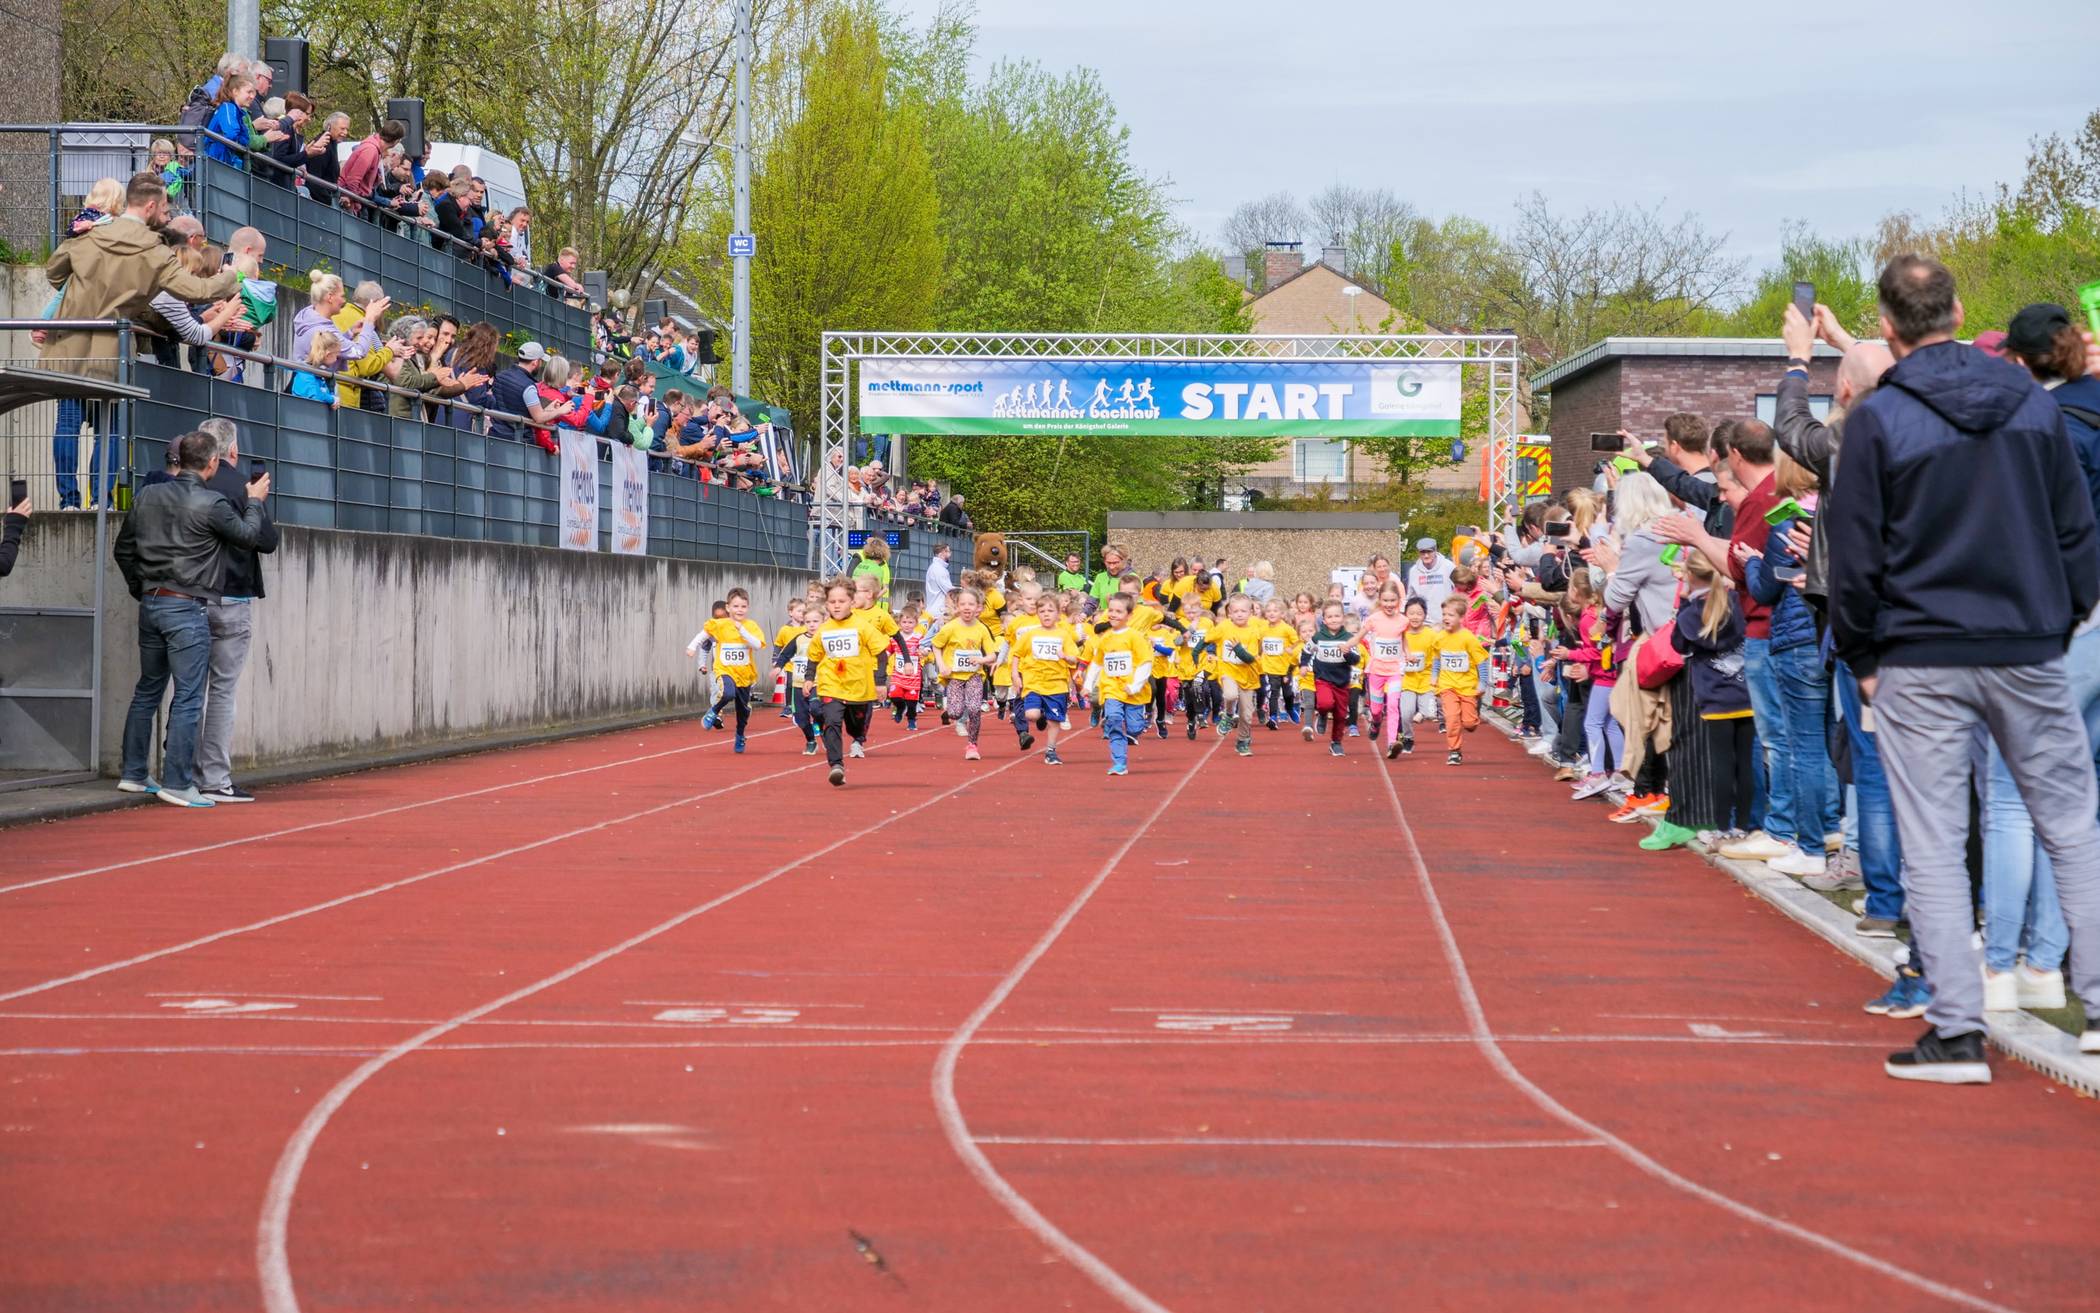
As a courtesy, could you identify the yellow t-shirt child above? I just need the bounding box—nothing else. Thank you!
[1210,618,1265,690]
[1095,626,1154,705]
[705,617,768,688]
[1016,619,1080,696]
[811,608,900,702]
[1258,619,1299,678]
[1431,627,1490,699]
[932,617,997,683]
[1402,627,1440,696]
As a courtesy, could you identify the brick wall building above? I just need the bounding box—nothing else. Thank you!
[1107,511,1401,604]
[1531,339,1843,493]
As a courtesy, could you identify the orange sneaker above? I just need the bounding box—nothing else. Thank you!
[1633,792,1669,816]
[1607,796,1646,824]
[1609,793,1668,823]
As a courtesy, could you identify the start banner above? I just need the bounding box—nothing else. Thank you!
[857,357,1460,437]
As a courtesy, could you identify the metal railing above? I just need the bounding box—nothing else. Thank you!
[0,124,591,359]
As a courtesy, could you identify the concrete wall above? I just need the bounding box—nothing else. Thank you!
[2,514,802,775]
[1106,511,1403,604]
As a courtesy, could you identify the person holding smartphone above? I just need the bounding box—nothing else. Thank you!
[0,480,29,578]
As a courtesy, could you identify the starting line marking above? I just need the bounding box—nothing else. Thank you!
[1151,1013,1293,1033]
[974,1135,1605,1151]
[651,1007,799,1026]
[159,999,299,1015]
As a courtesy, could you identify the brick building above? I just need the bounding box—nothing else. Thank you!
[1530,338,1842,493]
[1227,243,1490,500]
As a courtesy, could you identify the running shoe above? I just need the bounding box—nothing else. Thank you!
[1856,915,1902,939]
[1570,772,1615,801]
[1446,751,1463,766]
[156,785,215,809]
[1018,732,1036,750]
[1400,738,1414,755]
[117,778,159,794]
[1234,741,1253,757]
[1864,974,1931,1018]
[1265,718,1278,731]
[1884,1026,1989,1085]
[1347,724,1360,738]
[1186,720,1197,741]
[964,743,981,762]
[1301,722,1315,742]
[803,739,819,756]
[201,785,255,804]
[1044,749,1064,766]
[829,766,846,786]
[848,741,865,759]
[1804,850,1864,892]
[1639,821,1697,851]
[1607,795,1657,824]
[1386,740,1402,760]
[1328,741,1345,758]
[1107,763,1127,776]
[701,712,719,730]
[734,736,746,754]
[1553,764,1581,782]
[1157,723,1169,740]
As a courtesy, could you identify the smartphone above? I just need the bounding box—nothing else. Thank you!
[1660,544,1683,566]
[250,461,265,480]
[1589,431,1625,453]
[1772,564,1806,584]
[2080,279,2100,337]
[1764,497,1811,526]
[8,478,26,506]
[1792,280,1816,324]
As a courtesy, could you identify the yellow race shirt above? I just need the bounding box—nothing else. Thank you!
[1094,626,1154,705]
[1431,627,1490,697]
[705,617,768,687]
[1014,619,1079,696]
[772,622,802,652]
[1154,624,1192,679]
[811,608,900,702]
[1402,627,1440,695]
[1258,619,1299,677]
[1210,618,1265,686]
[932,617,997,683]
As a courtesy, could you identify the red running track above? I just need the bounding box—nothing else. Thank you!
[2,711,2094,1311]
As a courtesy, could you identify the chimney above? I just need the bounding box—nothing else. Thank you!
[1221,254,1249,289]
[1262,240,1303,289]
[1322,244,1347,277]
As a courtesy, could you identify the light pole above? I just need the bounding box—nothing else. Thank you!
[227,0,259,60]
[731,0,753,398]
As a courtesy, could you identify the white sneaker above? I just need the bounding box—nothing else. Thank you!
[848,741,866,759]
[1719,832,1791,862]
[117,778,159,794]
[1527,739,1555,758]
[1570,773,1614,801]
[1982,966,2020,1012]
[2016,964,2067,1010]
[155,785,216,809]
[1768,850,1827,878]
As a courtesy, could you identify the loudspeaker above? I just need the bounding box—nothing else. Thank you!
[644,298,669,326]
[582,271,609,305]
[694,328,720,364]
[263,37,308,96]
[385,97,426,158]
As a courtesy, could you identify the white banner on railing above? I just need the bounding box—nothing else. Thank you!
[610,443,649,556]
[559,430,598,551]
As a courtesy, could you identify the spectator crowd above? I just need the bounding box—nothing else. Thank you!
[1437,256,2100,1083]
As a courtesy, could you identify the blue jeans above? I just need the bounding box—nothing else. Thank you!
[1979,625,2100,971]
[1102,699,1143,770]
[1835,660,1905,922]
[121,595,213,791]
[1770,642,1839,855]
[1742,637,1781,836]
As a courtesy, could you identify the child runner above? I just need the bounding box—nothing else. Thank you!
[1258,596,1299,728]
[773,599,807,720]
[805,576,900,786]
[1306,601,1358,757]
[1147,609,1183,740]
[1093,593,1156,776]
[1356,579,1411,754]
[932,586,998,761]
[1012,593,1080,765]
[1396,597,1435,756]
[684,598,730,724]
[1210,593,1266,757]
[1431,596,1491,765]
[787,611,820,754]
[699,588,767,751]
[887,597,925,729]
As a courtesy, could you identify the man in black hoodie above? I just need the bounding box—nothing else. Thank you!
[192,418,279,804]
[1826,254,2100,1081]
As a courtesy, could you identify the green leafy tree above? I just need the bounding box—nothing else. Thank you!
[1723,227,1879,338]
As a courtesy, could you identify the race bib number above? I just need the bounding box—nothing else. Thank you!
[951,649,982,673]
[1405,651,1428,673]
[1030,633,1066,660]
[1103,650,1134,677]
[1440,651,1471,674]
[1314,641,1346,664]
[1260,637,1285,656]
[719,645,749,667]
[821,630,861,659]
[793,659,813,681]
[1372,637,1403,660]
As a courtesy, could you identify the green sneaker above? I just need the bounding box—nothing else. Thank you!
[1639,820,1697,851]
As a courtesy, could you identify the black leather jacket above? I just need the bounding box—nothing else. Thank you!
[113,472,269,600]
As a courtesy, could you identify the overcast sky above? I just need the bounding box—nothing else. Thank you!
[891,0,2100,288]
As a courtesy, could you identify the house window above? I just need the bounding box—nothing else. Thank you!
[1755,393,1832,425]
[1294,438,1349,483]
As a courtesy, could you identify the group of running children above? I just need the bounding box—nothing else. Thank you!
[686,566,1491,786]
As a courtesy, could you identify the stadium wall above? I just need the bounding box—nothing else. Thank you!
[7,515,802,777]
[1106,511,1404,602]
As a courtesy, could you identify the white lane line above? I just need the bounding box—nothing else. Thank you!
[0,727,932,1006]
[253,728,1082,1313]
[973,1135,1604,1151]
[932,739,1220,1313]
[144,992,384,1002]
[0,725,793,897]
[1372,757,2023,1313]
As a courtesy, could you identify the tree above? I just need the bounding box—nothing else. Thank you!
[1307,183,1419,295]
[1220,191,1309,288]
[693,4,941,433]
[2011,108,2100,231]
[1723,227,1878,339]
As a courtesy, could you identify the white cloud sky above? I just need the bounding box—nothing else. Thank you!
[890,0,2099,281]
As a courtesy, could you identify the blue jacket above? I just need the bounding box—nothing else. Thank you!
[289,368,335,404]
[1826,340,2100,678]
[1743,520,1817,653]
[1674,591,1750,718]
[203,101,248,168]
[2052,374,2100,523]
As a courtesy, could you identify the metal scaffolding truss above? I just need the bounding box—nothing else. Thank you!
[816,329,1525,576]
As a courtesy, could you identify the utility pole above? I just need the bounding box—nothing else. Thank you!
[731,0,753,398]
[227,0,260,60]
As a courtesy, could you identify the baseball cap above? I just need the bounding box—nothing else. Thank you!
[2004,304,2072,359]
[516,341,545,362]
[1970,329,2007,359]
[1415,537,1437,551]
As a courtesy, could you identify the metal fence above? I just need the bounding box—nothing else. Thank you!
[0,125,591,359]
